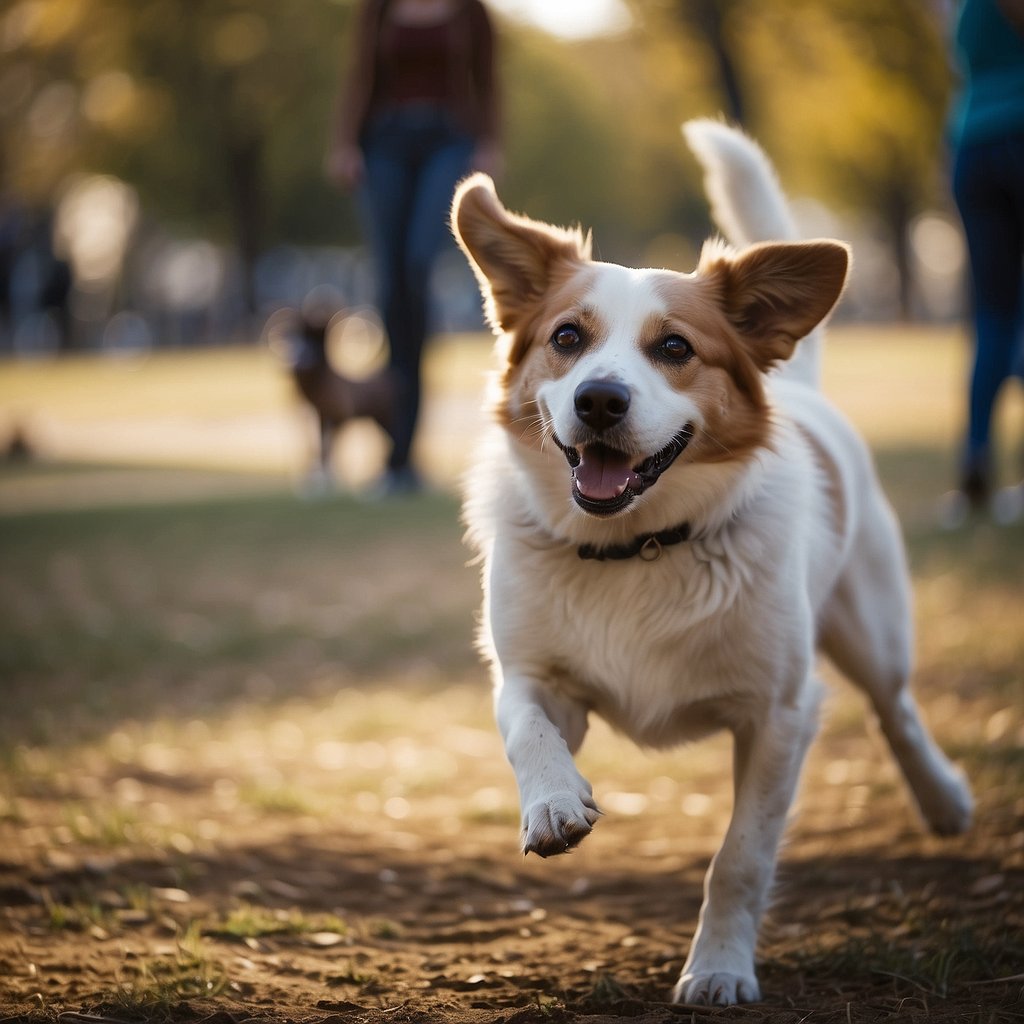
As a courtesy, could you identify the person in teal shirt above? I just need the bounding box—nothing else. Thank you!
[943,0,1024,524]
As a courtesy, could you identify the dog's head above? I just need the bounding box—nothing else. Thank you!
[451,174,848,521]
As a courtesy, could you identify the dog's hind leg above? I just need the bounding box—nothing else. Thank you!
[819,505,973,835]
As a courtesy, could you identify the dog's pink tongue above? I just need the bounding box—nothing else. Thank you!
[573,447,640,501]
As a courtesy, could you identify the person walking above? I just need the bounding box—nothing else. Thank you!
[327,0,501,496]
[943,0,1024,525]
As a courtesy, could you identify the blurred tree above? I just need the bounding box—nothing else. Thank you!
[625,0,953,318]
[496,19,717,264]
[0,0,953,328]
[692,0,747,124]
[0,0,717,283]
[0,0,351,315]
[745,0,952,319]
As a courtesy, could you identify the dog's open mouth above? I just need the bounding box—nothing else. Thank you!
[553,425,695,516]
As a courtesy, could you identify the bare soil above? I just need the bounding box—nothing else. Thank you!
[3,683,1023,1024]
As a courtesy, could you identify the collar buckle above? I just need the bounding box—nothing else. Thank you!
[639,536,663,561]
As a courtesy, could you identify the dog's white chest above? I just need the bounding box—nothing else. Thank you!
[487,528,782,746]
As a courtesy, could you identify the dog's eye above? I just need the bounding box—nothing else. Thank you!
[659,334,693,362]
[552,324,582,351]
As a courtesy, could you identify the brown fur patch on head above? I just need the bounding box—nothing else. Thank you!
[451,174,591,346]
[697,238,849,370]
[490,269,604,445]
[643,238,847,463]
[651,272,774,464]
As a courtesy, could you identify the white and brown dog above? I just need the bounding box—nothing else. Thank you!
[451,120,972,1006]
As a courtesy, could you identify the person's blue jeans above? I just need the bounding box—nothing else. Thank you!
[360,107,474,472]
[952,131,1024,486]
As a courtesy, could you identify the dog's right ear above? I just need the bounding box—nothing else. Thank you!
[451,174,590,336]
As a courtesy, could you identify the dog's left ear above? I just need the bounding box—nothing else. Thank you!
[700,240,849,369]
[452,173,591,337]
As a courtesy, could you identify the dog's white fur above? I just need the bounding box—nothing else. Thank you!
[451,119,972,1007]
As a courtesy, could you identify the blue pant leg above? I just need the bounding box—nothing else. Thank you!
[360,128,419,454]
[386,134,474,469]
[360,155,415,361]
[953,136,1024,469]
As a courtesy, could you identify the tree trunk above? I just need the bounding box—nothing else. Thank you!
[225,127,264,317]
[690,0,746,124]
[884,181,915,321]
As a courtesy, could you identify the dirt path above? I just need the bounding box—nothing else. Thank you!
[3,688,1022,1024]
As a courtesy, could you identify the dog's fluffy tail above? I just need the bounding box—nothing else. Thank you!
[683,117,824,387]
[682,118,797,246]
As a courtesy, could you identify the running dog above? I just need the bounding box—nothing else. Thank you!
[450,120,972,1005]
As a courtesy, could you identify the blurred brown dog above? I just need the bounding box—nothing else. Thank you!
[272,299,393,490]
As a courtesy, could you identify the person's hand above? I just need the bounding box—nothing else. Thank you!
[325,144,365,191]
[470,140,504,182]
[996,0,1024,35]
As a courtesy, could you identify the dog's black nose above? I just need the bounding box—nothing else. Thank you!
[574,379,631,432]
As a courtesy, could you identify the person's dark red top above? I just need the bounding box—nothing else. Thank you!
[336,0,499,147]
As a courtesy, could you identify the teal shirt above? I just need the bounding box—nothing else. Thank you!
[951,0,1024,145]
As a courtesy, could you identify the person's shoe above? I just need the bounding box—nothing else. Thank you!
[992,482,1024,525]
[938,456,992,530]
[936,477,988,530]
[366,466,424,500]
[960,462,991,510]
[936,488,972,530]
[297,464,336,500]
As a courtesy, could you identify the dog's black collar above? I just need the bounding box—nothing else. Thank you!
[578,521,691,562]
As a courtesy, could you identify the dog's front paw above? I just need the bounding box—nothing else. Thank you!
[673,970,760,1006]
[521,787,600,857]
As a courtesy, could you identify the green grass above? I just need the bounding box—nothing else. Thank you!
[106,924,229,1016]
[779,921,1024,1001]
[0,485,477,748]
[0,335,487,427]
[238,781,319,816]
[211,903,348,940]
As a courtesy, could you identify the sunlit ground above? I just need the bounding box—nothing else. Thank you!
[1,323,1021,504]
[0,326,1022,1021]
